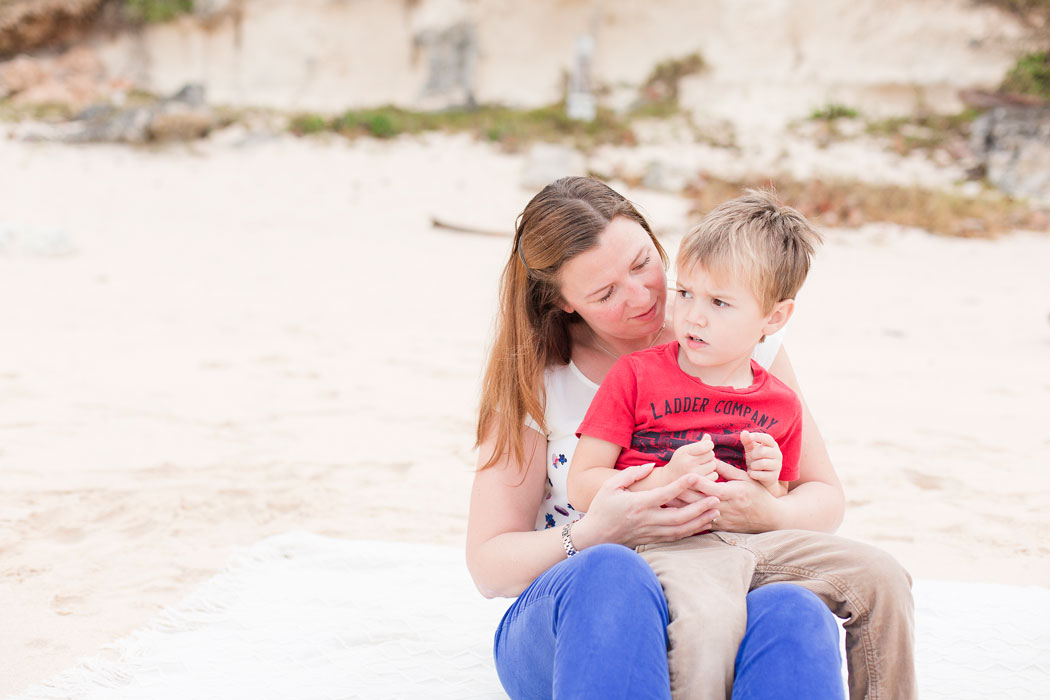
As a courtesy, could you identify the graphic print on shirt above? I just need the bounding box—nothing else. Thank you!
[631,427,747,469]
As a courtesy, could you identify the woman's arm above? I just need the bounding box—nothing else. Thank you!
[769,347,845,530]
[466,426,568,598]
[467,427,722,598]
[705,347,845,534]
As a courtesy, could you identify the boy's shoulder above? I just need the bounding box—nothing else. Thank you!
[753,361,801,410]
[619,341,678,371]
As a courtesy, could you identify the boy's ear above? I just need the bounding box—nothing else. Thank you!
[762,299,795,336]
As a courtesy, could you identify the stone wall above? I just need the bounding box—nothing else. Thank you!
[971,106,1050,204]
[0,0,1040,128]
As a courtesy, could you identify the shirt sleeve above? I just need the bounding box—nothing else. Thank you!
[576,356,639,449]
[523,412,543,435]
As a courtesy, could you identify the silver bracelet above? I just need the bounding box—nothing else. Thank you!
[561,521,578,557]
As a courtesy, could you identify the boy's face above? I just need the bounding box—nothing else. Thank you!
[672,262,790,380]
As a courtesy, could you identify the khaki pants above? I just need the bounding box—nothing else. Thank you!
[637,530,916,700]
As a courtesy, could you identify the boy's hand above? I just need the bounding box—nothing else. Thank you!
[665,434,717,482]
[740,430,786,496]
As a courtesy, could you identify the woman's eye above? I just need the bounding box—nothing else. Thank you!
[633,255,651,271]
[598,287,615,303]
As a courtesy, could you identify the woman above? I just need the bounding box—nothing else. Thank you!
[466,177,913,700]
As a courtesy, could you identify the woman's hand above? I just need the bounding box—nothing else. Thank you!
[571,463,720,550]
[696,461,785,533]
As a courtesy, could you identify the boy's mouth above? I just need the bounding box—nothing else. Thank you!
[686,333,708,347]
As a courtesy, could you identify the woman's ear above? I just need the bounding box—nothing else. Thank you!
[762,299,795,336]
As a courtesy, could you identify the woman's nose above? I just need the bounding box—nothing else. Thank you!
[627,277,649,305]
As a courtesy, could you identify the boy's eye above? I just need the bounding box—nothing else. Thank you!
[677,289,692,299]
[712,298,728,308]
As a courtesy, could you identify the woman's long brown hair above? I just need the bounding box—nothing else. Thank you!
[475,177,667,471]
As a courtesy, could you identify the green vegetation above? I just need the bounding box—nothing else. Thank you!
[0,97,75,122]
[290,103,637,150]
[1001,51,1050,100]
[810,104,859,121]
[292,53,707,148]
[289,113,329,135]
[121,0,194,23]
[641,53,705,101]
[865,109,982,153]
[686,175,1048,238]
[629,52,706,118]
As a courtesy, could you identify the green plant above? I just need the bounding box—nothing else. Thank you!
[810,104,859,121]
[643,53,706,100]
[0,97,75,123]
[122,0,194,23]
[1001,51,1050,100]
[312,103,635,150]
[628,52,707,118]
[865,108,982,154]
[289,113,329,135]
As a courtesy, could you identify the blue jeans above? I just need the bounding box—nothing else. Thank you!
[493,544,844,700]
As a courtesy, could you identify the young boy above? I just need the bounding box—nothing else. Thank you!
[565,189,824,700]
[567,189,820,510]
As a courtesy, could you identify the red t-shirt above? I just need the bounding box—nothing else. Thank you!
[577,342,802,481]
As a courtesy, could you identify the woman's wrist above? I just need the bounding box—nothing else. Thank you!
[749,486,789,532]
[565,516,602,552]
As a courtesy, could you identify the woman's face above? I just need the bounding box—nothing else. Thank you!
[556,217,668,341]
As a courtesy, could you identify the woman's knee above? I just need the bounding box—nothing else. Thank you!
[747,583,840,641]
[568,544,667,614]
[575,543,659,584]
[737,584,846,700]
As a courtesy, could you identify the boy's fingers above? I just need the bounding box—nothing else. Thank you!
[690,439,713,453]
[750,432,775,447]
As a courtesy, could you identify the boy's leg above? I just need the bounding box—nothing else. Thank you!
[717,530,916,700]
[637,534,756,700]
[733,583,847,700]
[494,543,672,700]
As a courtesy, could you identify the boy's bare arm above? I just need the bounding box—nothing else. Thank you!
[569,434,720,511]
[567,435,639,511]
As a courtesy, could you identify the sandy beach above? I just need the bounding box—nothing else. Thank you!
[1,130,1049,695]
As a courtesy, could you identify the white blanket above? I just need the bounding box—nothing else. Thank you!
[9,532,1049,700]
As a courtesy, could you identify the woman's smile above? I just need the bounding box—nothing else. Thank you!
[632,301,660,322]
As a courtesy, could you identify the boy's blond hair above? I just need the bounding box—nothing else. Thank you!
[678,189,822,312]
